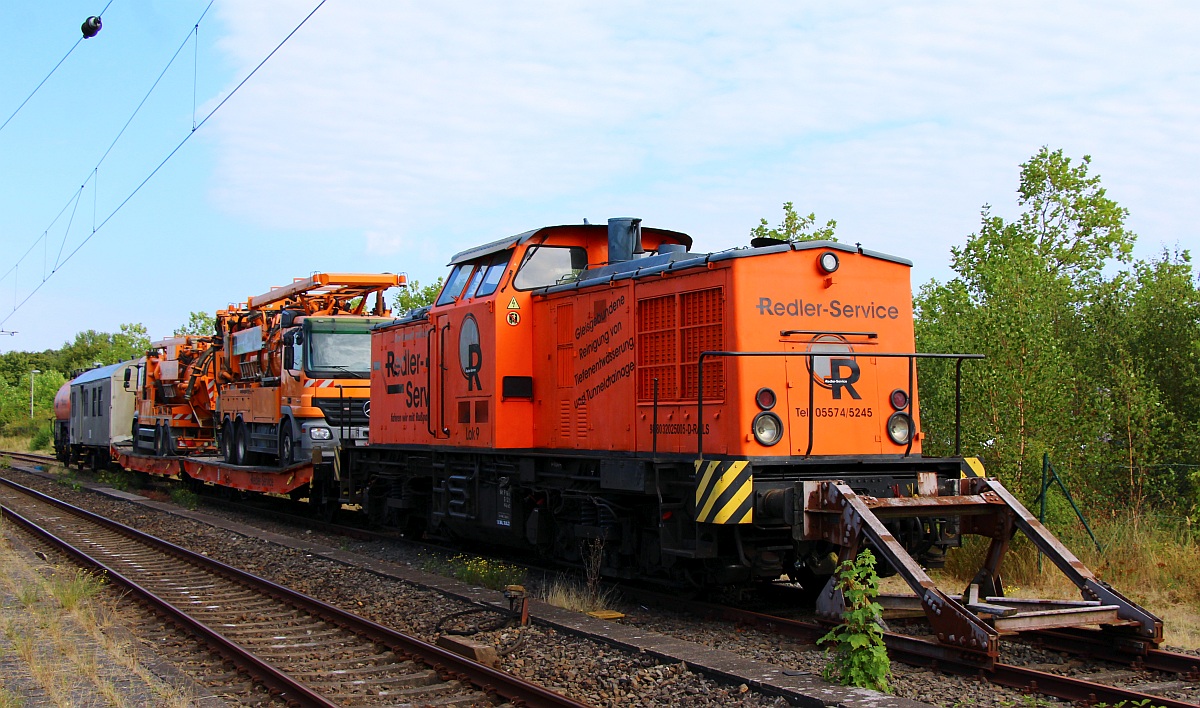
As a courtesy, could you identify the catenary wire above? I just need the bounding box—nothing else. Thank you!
[1,0,328,329]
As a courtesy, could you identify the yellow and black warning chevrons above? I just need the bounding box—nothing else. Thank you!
[693,459,753,524]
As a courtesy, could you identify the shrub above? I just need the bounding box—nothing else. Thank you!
[29,425,52,451]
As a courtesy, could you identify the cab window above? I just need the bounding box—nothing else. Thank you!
[513,246,588,290]
[436,264,476,306]
[474,251,512,297]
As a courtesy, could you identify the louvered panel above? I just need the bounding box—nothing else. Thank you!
[576,400,588,438]
[559,399,572,438]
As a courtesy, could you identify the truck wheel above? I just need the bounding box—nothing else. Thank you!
[220,420,233,463]
[279,426,294,467]
[233,421,248,466]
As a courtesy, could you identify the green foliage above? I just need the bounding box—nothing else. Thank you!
[97,469,137,492]
[750,202,837,243]
[29,424,51,451]
[174,311,215,337]
[55,323,149,373]
[818,550,891,692]
[394,278,444,313]
[421,553,526,590]
[915,147,1199,509]
[169,487,200,510]
[0,369,66,436]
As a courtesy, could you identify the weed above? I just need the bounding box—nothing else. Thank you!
[96,469,137,492]
[169,487,200,510]
[0,455,11,469]
[540,575,618,614]
[0,686,23,708]
[47,567,105,612]
[818,549,891,692]
[15,584,40,608]
[53,469,82,492]
[422,553,526,590]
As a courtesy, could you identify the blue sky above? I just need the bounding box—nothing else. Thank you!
[1,1,1197,353]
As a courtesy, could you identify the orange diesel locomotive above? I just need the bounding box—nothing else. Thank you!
[335,218,970,587]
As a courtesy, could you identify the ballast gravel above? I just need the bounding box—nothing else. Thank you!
[9,465,1187,707]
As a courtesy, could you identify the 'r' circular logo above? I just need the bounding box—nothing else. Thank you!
[459,315,483,391]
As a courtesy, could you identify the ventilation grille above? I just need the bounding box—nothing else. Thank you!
[637,287,724,401]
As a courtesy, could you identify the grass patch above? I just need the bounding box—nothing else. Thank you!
[540,575,618,613]
[169,487,200,510]
[422,553,526,590]
[96,469,138,492]
[0,687,23,708]
[52,468,83,492]
[0,545,194,706]
[940,509,1200,648]
[47,567,105,612]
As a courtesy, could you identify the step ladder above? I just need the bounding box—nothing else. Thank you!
[800,474,1162,662]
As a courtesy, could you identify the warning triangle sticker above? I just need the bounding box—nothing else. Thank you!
[507,297,520,310]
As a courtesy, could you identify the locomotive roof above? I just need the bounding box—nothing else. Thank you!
[538,239,912,295]
[70,360,133,386]
[447,224,693,266]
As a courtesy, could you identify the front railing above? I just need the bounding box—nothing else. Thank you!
[694,350,983,460]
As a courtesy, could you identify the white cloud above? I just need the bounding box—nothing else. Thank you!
[204,0,1200,286]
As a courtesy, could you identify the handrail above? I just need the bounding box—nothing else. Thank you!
[696,351,984,460]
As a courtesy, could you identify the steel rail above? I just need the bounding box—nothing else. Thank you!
[1029,627,1200,678]
[0,498,339,707]
[0,476,586,708]
[617,585,1198,708]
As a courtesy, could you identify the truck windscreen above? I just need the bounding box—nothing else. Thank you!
[306,331,371,377]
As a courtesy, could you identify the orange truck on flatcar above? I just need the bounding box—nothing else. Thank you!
[129,336,220,455]
[215,273,404,467]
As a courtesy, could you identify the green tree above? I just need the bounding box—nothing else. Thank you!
[750,202,837,243]
[174,311,215,337]
[55,323,150,374]
[915,148,1137,498]
[393,278,444,313]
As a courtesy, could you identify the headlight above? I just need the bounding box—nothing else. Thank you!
[886,412,913,445]
[818,251,839,274]
[752,412,783,446]
[309,427,333,440]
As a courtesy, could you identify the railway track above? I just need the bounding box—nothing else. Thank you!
[0,475,584,708]
[11,450,1198,705]
[635,585,1200,708]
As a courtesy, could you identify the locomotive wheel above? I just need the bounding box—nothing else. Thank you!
[153,425,163,456]
[131,420,141,453]
[278,426,294,466]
